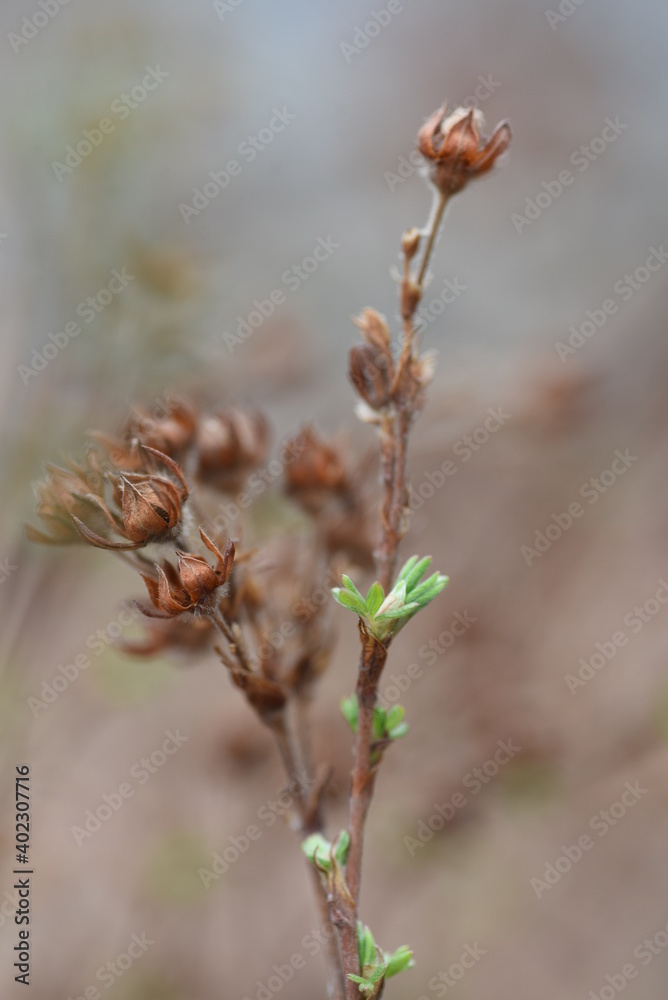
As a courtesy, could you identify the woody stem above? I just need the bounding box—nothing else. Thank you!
[345,633,388,910]
[343,186,451,984]
[272,714,346,1000]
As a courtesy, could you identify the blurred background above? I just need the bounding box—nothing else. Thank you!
[1,0,668,997]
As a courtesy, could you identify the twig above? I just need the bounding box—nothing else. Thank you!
[342,185,450,976]
[346,629,388,905]
[417,191,449,288]
[273,714,347,1000]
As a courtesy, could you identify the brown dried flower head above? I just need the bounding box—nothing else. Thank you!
[418,103,512,195]
[73,447,190,551]
[284,427,349,512]
[90,397,197,469]
[196,408,270,488]
[140,529,235,618]
[348,309,396,411]
[127,397,198,457]
[26,461,106,545]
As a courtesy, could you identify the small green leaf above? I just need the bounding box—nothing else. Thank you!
[384,945,414,978]
[375,602,420,621]
[388,721,409,740]
[395,555,419,583]
[301,833,332,870]
[357,923,377,969]
[342,574,366,603]
[365,581,385,615]
[369,963,387,984]
[404,556,433,592]
[341,694,359,733]
[334,829,350,866]
[333,588,367,614]
[348,974,375,994]
[372,705,387,741]
[385,705,405,731]
[409,580,449,608]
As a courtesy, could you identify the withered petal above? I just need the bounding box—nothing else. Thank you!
[471,120,512,175]
[141,445,189,499]
[71,516,141,550]
[157,565,190,614]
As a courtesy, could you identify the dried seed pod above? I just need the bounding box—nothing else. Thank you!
[418,103,511,196]
[196,409,270,489]
[73,448,190,551]
[25,464,106,545]
[284,426,350,515]
[139,530,235,617]
[348,344,394,410]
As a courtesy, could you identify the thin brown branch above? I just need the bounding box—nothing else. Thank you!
[416,191,449,288]
[272,713,347,1000]
[342,182,451,981]
[346,630,388,906]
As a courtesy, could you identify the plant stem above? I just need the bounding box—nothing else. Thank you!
[273,714,346,1000]
[417,191,449,288]
[341,183,450,983]
[346,632,388,906]
[375,191,448,592]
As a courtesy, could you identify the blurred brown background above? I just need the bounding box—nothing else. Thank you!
[1,0,668,998]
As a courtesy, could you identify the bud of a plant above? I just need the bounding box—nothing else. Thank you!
[402,228,421,260]
[349,343,393,410]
